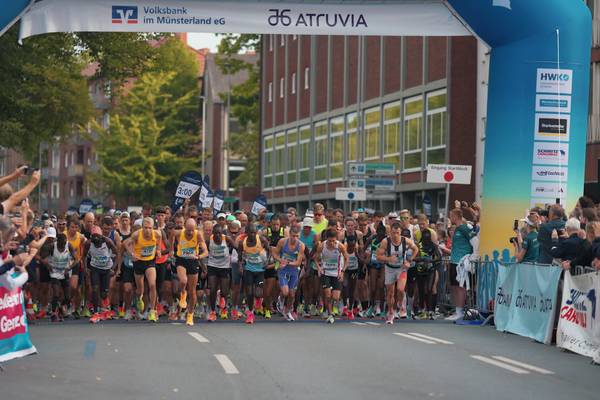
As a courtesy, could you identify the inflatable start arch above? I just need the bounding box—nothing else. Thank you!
[0,0,592,258]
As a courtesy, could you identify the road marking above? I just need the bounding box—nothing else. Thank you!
[408,332,454,345]
[187,332,210,343]
[172,323,182,325]
[352,322,367,326]
[214,354,239,374]
[492,356,554,374]
[470,355,529,374]
[393,333,437,344]
[365,321,380,326]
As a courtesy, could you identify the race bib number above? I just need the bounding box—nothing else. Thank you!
[92,255,110,268]
[181,247,196,257]
[323,258,338,272]
[141,246,155,258]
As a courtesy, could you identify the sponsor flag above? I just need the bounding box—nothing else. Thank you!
[78,199,94,215]
[198,175,212,209]
[213,190,225,216]
[170,171,203,212]
[251,194,268,216]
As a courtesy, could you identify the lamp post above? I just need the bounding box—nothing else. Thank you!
[200,95,206,177]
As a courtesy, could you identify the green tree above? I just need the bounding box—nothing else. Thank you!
[91,72,200,204]
[216,34,260,189]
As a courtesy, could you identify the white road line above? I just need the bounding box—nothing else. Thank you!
[393,333,437,344]
[365,322,380,326]
[187,332,210,343]
[408,333,454,345]
[470,355,530,374]
[492,356,554,374]
[214,354,239,374]
[352,322,367,326]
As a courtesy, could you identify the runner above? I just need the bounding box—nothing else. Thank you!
[227,219,243,320]
[206,224,236,321]
[299,218,319,317]
[171,218,209,326]
[314,229,349,324]
[364,222,387,318]
[376,222,418,324]
[82,226,119,324]
[264,214,286,319]
[238,224,270,324]
[116,212,135,320]
[312,203,328,236]
[101,216,121,318]
[342,234,362,320]
[47,232,77,322]
[124,217,162,322]
[66,216,86,319]
[154,208,171,318]
[272,226,305,321]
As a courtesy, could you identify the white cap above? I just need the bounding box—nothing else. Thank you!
[388,211,399,218]
[217,213,227,219]
[133,218,143,228]
[302,217,314,228]
[305,210,314,218]
[520,217,536,227]
[46,227,57,238]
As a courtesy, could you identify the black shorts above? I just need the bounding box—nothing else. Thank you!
[346,269,359,280]
[243,270,265,288]
[89,267,111,293]
[133,260,155,275]
[321,275,342,291]
[264,268,277,279]
[38,264,51,283]
[117,266,135,284]
[208,266,230,279]
[449,263,459,287]
[176,257,199,275]
[358,266,367,280]
[407,267,418,283]
[26,262,37,284]
[156,262,173,286]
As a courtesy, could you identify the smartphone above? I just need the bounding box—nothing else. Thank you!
[513,219,519,231]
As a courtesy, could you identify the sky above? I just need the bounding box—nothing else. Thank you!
[187,32,221,52]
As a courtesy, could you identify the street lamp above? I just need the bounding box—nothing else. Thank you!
[200,95,206,177]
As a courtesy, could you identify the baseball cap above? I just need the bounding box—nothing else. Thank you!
[265,212,274,221]
[229,220,241,230]
[520,217,536,227]
[302,218,314,228]
[133,219,143,228]
[217,213,227,219]
[120,211,130,219]
[226,215,236,222]
[388,212,398,218]
[46,227,57,238]
[91,226,102,236]
[305,209,314,218]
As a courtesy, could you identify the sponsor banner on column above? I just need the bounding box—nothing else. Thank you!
[532,142,569,165]
[557,271,600,360]
[531,166,568,182]
[536,68,573,94]
[535,94,571,113]
[0,282,37,362]
[19,0,469,40]
[530,182,567,198]
[534,113,570,141]
[494,263,562,344]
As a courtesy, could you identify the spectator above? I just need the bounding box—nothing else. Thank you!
[576,196,595,210]
[563,222,595,271]
[588,222,600,271]
[550,217,584,261]
[513,217,539,262]
[0,168,41,216]
[537,204,565,264]
[446,208,474,321]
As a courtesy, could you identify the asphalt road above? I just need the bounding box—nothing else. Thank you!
[1,317,597,400]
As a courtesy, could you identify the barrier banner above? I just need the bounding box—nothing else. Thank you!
[494,263,562,344]
[557,271,600,361]
[0,277,36,362]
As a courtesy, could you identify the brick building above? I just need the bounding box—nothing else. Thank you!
[260,34,479,216]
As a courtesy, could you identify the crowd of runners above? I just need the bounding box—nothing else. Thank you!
[13,200,480,327]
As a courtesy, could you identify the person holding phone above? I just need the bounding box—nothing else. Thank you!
[512,217,539,263]
[537,204,566,264]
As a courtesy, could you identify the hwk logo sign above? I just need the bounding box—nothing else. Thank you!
[112,5,138,24]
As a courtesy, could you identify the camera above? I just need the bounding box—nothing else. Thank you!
[509,237,518,245]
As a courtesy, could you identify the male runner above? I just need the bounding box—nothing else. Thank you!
[66,216,86,319]
[264,214,287,319]
[239,224,270,324]
[272,226,305,321]
[206,224,236,321]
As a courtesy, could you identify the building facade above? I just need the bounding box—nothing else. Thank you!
[584,0,600,201]
[260,34,478,216]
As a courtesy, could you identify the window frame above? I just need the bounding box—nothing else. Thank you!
[298,125,311,186]
[363,106,382,161]
[329,116,345,182]
[268,82,273,103]
[425,89,448,166]
[383,101,402,170]
[313,121,329,183]
[402,95,424,172]
[263,135,274,189]
[304,67,310,90]
[274,132,286,189]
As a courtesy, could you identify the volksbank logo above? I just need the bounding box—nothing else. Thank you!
[112,5,138,24]
[268,9,367,28]
[539,72,570,82]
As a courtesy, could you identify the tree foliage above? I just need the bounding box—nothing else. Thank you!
[215,34,260,189]
[90,71,200,204]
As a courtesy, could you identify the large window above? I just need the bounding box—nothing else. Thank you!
[286,129,298,185]
[314,121,328,182]
[364,106,381,160]
[383,102,401,169]
[426,90,447,165]
[263,135,274,188]
[346,113,358,162]
[298,125,311,184]
[330,116,345,180]
[403,96,424,170]
[274,132,285,187]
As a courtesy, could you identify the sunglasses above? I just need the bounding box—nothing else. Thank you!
[314,213,323,217]
[400,216,410,220]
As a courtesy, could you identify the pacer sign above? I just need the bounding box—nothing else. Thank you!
[0,284,36,362]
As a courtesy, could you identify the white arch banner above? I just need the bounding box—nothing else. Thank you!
[19,0,469,40]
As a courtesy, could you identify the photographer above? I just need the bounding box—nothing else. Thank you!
[550,218,584,262]
[512,217,539,263]
[0,167,41,216]
[537,204,565,264]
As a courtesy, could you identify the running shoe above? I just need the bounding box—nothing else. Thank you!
[385,313,394,325]
[428,311,435,320]
[321,311,329,319]
[417,311,428,320]
[157,303,166,316]
[326,314,335,324]
[219,296,226,310]
[365,307,374,319]
[208,311,217,322]
[89,313,101,324]
[276,298,284,315]
[179,291,187,310]
[136,296,145,314]
[81,307,91,318]
[148,310,158,322]
[310,304,318,317]
[101,297,110,309]
[291,311,298,321]
[285,311,295,322]
[375,305,382,316]
[36,309,47,320]
[220,309,228,320]
[194,305,203,319]
[445,313,464,321]
[303,309,311,318]
[51,311,58,322]
[265,309,272,319]
[118,306,125,319]
[347,310,355,320]
[72,309,80,320]
[245,311,255,324]
[400,309,408,319]
[232,308,239,320]
[124,309,133,321]
[358,309,367,318]
[168,310,178,321]
[342,306,349,316]
[332,306,339,316]
[186,313,194,326]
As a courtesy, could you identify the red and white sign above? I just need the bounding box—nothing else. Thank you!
[426,164,472,185]
[0,286,26,340]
